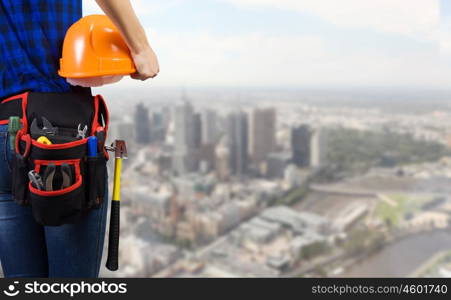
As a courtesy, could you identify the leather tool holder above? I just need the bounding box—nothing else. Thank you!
[1,92,109,226]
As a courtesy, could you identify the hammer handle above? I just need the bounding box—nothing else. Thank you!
[106,158,122,271]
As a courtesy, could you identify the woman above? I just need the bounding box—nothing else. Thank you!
[0,0,159,277]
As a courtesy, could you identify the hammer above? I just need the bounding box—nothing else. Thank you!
[106,140,127,271]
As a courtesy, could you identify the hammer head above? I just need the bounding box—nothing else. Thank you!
[114,140,128,159]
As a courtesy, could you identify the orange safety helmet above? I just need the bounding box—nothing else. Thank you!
[59,15,136,84]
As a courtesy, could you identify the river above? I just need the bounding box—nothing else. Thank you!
[341,230,451,277]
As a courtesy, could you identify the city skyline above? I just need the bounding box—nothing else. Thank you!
[102,92,451,278]
[77,0,451,279]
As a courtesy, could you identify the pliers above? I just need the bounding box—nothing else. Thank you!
[43,163,73,191]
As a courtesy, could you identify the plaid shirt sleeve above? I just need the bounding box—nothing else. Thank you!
[0,0,82,99]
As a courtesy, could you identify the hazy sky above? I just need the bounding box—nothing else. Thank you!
[83,0,451,89]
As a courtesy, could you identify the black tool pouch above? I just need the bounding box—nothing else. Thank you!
[3,92,110,226]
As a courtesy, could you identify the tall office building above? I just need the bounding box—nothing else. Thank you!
[193,113,202,149]
[134,103,151,144]
[201,109,218,146]
[173,101,198,175]
[161,106,171,130]
[198,144,216,173]
[310,127,329,168]
[215,137,231,180]
[150,111,166,142]
[226,111,249,176]
[250,107,276,164]
[291,125,312,167]
[152,111,163,127]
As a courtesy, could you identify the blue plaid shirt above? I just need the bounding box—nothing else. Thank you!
[0,0,82,99]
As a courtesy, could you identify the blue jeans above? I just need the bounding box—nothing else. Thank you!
[0,125,109,277]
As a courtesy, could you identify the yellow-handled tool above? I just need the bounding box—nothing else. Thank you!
[37,136,52,145]
[106,140,127,271]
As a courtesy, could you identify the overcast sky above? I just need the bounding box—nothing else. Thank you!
[83,0,451,90]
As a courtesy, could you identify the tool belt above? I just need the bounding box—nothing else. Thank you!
[0,91,109,226]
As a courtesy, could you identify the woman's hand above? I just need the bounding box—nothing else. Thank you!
[95,0,160,81]
[130,46,160,80]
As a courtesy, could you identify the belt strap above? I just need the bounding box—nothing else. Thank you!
[0,92,26,124]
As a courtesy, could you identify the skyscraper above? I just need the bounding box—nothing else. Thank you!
[250,107,276,164]
[152,111,163,128]
[173,101,198,175]
[197,109,218,173]
[291,125,312,167]
[226,111,249,176]
[135,103,151,144]
[193,112,202,149]
[150,111,166,143]
[310,127,329,168]
[201,109,218,146]
[215,137,231,180]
